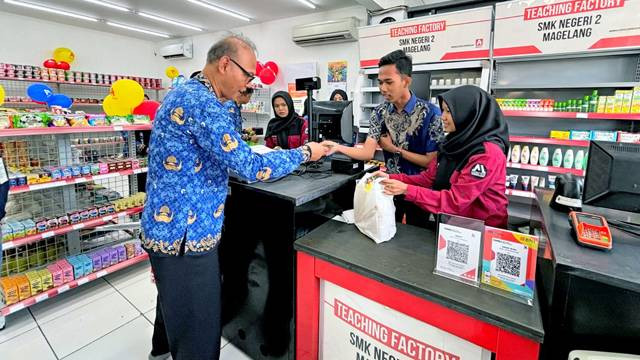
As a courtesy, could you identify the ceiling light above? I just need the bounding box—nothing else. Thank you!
[80,0,129,12]
[298,0,316,9]
[4,0,98,21]
[106,21,170,38]
[138,12,203,31]
[186,0,251,22]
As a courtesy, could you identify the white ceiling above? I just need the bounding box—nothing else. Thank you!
[0,0,360,40]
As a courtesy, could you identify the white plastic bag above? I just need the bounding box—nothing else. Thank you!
[353,173,397,243]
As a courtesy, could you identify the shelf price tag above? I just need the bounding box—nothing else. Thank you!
[11,303,25,312]
[41,231,56,239]
[97,270,108,278]
[35,293,49,302]
[576,113,588,119]
[113,126,124,131]
[58,285,70,293]
[72,223,85,230]
[77,278,89,286]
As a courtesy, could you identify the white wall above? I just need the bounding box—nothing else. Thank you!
[0,11,168,79]
[162,5,367,102]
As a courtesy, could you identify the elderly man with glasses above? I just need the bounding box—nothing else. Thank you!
[142,34,326,360]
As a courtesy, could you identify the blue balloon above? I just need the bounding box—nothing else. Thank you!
[27,83,54,102]
[46,94,73,108]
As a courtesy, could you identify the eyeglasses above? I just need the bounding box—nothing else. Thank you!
[228,57,255,83]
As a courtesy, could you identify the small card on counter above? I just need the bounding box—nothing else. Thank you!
[434,214,484,287]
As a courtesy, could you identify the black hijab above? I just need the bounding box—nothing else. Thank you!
[432,85,509,191]
[330,89,348,102]
[266,91,303,148]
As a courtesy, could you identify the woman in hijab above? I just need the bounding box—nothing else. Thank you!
[330,89,348,102]
[376,85,510,228]
[265,91,308,149]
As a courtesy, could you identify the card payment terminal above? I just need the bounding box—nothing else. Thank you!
[569,211,613,250]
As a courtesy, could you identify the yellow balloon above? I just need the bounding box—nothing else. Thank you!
[110,79,145,109]
[0,85,4,107]
[103,95,131,116]
[165,66,179,79]
[53,47,75,64]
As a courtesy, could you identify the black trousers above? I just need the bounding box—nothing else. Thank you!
[394,196,430,229]
[149,248,221,360]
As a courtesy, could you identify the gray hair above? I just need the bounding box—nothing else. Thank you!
[206,33,257,64]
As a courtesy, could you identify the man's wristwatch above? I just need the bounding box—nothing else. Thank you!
[301,144,312,162]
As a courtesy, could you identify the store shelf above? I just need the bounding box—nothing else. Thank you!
[507,162,585,176]
[430,84,480,90]
[506,189,537,199]
[9,168,148,195]
[0,76,164,90]
[2,101,102,107]
[0,124,152,137]
[493,82,639,90]
[361,87,380,92]
[71,141,125,148]
[509,136,590,147]
[1,206,144,251]
[502,110,640,121]
[0,253,149,316]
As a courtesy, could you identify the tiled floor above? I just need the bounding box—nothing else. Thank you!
[0,262,249,359]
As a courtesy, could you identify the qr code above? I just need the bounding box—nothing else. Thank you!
[495,252,521,277]
[446,242,469,264]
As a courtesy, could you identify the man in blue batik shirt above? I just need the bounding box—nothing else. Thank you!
[142,34,326,360]
[323,50,444,228]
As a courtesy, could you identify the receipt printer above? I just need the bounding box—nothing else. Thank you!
[331,154,363,175]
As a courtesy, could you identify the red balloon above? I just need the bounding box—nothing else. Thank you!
[43,59,57,69]
[264,61,279,75]
[133,100,161,121]
[255,61,264,75]
[259,68,276,85]
[57,61,70,70]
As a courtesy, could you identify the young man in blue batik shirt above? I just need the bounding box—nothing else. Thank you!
[323,50,444,228]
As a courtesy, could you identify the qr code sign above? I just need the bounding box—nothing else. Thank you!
[446,241,469,264]
[495,252,521,277]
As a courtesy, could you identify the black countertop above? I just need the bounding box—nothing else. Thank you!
[231,162,368,206]
[536,189,640,293]
[294,220,545,342]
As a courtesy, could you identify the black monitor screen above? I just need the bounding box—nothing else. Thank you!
[311,101,353,144]
[583,141,640,213]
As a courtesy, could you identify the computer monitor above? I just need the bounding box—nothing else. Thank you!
[311,101,353,144]
[583,141,640,213]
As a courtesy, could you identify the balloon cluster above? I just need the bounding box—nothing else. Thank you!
[256,61,279,85]
[165,66,186,88]
[27,83,73,108]
[43,47,75,70]
[103,79,160,120]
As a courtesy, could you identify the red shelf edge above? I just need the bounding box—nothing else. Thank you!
[1,206,144,250]
[9,168,148,195]
[0,125,152,137]
[507,162,585,176]
[502,110,640,121]
[0,253,149,316]
[0,76,163,90]
[509,136,590,147]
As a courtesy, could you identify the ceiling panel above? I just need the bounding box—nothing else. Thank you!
[0,0,360,40]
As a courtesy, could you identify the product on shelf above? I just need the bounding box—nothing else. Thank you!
[510,145,521,163]
[539,147,549,167]
[0,277,19,305]
[618,132,640,144]
[520,145,530,165]
[530,146,539,166]
[531,176,540,190]
[591,130,617,142]
[497,87,640,114]
[569,130,590,141]
[552,149,563,168]
[549,175,557,190]
[574,150,585,170]
[550,131,570,140]
[563,149,574,169]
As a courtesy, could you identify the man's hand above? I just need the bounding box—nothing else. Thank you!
[379,134,399,154]
[380,179,408,196]
[306,142,327,161]
[320,140,339,155]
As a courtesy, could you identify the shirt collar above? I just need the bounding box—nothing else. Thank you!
[389,92,418,115]
[195,73,217,99]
